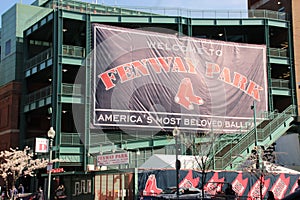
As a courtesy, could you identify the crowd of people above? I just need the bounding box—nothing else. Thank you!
[0,184,44,200]
[0,183,67,200]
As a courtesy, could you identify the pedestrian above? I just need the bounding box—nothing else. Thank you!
[35,187,44,200]
[18,184,24,194]
[54,184,67,199]
[1,191,4,200]
[10,185,18,200]
[267,191,275,200]
[1,186,6,200]
[224,184,236,200]
[18,184,25,200]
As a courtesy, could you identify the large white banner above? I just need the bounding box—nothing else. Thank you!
[91,24,268,132]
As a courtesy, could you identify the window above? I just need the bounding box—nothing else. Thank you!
[5,39,11,55]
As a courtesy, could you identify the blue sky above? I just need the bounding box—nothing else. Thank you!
[1,0,248,26]
[0,0,247,24]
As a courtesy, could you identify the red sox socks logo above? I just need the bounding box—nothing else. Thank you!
[175,78,204,110]
[143,174,162,196]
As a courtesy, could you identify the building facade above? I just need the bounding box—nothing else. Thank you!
[0,0,299,198]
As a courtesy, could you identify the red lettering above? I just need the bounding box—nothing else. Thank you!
[158,57,172,72]
[218,67,231,83]
[99,69,117,90]
[246,81,263,101]
[172,57,187,73]
[116,63,135,83]
[131,61,150,77]
[39,144,47,151]
[232,72,247,91]
[205,62,220,77]
[145,58,161,73]
[98,58,264,102]
[185,58,197,74]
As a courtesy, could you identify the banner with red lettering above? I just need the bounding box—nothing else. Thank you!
[91,24,267,132]
[139,170,300,199]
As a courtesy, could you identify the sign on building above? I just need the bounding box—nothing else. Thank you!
[97,152,129,166]
[91,24,268,133]
[35,137,49,153]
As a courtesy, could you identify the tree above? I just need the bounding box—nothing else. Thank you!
[0,146,55,199]
[238,145,279,200]
[178,130,218,199]
[193,132,218,199]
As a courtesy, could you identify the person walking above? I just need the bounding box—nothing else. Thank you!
[267,191,275,200]
[35,187,44,200]
[54,184,67,199]
[17,184,24,194]
[225,184,236,200]
[9,185,18,200]
[17,184,25,200]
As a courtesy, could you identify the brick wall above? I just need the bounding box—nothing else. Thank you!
[0,81,22,150]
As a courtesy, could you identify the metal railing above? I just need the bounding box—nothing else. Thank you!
[60,132,83,145]
[247,9,287,20]
[25,48,52,71]
[25,86,52,105]
[271,78,290,89]
[214,105,296,170]
[269,48,288,58]
[46,0,156,16]
[45,0,288,20]
[61,83,82,96]
[25,84,82,105]
[25,45,85,71]
[257,105,296,142]
[62,45,85,58]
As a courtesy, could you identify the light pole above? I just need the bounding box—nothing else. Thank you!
[173,127,181,199]
[251,101,258,146]
[47,127,55,200]
[251,101,259,171]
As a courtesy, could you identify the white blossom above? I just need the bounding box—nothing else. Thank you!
[0,146,59,191]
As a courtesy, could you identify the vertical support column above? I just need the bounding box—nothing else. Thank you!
[292,0,300,116]
[264,22,273,111]
[187,18,192,37]
[84,13,92,171]
[134,168,139,200]
[19,34,29,149]
[287,21,297,111]
[177,16,183,36]
[52,9,63,167]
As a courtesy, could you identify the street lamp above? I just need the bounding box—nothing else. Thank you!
[47,127,55,200]
[173,127,181,199]
[251,101,258,146]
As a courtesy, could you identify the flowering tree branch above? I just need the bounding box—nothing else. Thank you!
[0,146,59,197]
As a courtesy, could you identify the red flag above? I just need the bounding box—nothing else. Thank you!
[231,173,248,196]
[247,175,271,200]
[204,172,225,195]
[270,173,290,199]
[179,170,200,188]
